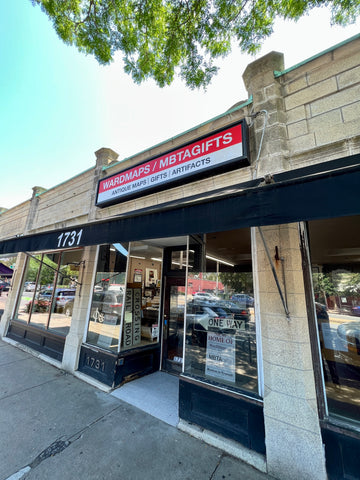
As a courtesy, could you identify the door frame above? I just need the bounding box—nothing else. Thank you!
[160,246,187,374]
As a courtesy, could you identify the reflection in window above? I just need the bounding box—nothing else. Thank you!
[15,249,82,336]
[48,249,83,334]
[309,216,360,424]
[86,243,128,351]
[184,229,257,394]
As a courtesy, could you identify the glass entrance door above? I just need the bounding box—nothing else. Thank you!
[162,276,186,374]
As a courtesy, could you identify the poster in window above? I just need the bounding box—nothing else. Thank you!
[205,332,236,383]
[146,268,158,287]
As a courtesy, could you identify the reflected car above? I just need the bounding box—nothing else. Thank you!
[212,300,251,327]
[193,292,220,301]
[336,321,360,369]
[24,282,36,292]
[90,290,124,323]
[63,299,74,317]
[26,288,76,313]
[186,301,250,346]
[315,302,329,320]
[0,281,10,292]
[39,288,76,313]
[351,306,360,317]
[337,322,360,349]
[230,293,254,308]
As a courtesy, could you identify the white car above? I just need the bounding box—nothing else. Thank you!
[193,292,220,301]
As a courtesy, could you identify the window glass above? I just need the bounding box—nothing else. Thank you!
[15,250,82,336]
[184,229,257,394]
[171,250,185,270]
[29,257,58,329]
[86,243,128,351]
[17,254,59,329]
[121,241,162,351]
[17,258,38,324]
[48,249,82,335]
[309,216,360,424]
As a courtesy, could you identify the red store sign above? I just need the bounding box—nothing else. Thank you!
[96,120,249,207]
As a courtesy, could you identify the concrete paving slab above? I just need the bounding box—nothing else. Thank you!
[23,403,223,480]
[212,453,271,480]
[0,368,119,479]
[0,355,62,400]
[0,339,275,480]
[0,342,31,366]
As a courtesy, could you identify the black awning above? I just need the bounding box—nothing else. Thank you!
[1,154,359,255]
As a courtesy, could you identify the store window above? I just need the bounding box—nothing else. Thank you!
[122,241,162,351]
[15,249,83,335]
[308,215,360,424]
[184,228,257,394]
[86,243,128,351]
[85,241,162,353]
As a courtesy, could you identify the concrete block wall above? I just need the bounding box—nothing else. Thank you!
[281,36,360,167]
[0,203,30,239]
[32,169,94,231]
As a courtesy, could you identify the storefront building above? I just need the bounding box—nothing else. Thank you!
[0,35,360,480]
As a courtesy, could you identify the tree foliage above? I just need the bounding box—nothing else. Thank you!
[31,0,359,88]
[219,272,253,293]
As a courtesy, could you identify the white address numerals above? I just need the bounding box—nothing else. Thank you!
[57,229,83,248]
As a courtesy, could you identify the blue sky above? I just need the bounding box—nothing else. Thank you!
[1,1,359,209]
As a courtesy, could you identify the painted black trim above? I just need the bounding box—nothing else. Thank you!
[321,423,360,480]
[179,376,265,454]
[7,320,65,361]
[78,343,160,387]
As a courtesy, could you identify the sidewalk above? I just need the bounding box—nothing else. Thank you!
[0,338,276,480]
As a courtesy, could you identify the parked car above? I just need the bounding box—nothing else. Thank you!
[351,306,360,317]
[231,293,254,308]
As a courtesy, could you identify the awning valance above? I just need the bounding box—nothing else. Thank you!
[1,154,359,255]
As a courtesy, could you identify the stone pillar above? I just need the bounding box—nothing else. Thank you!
[243,53,327,478]
[0,253,27,337]
[254,224,327,479]
[243,51,289,178]
[62,245,98,372]
[24,186,47,233]
[88,148,119,221]
[95,147,119,168]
